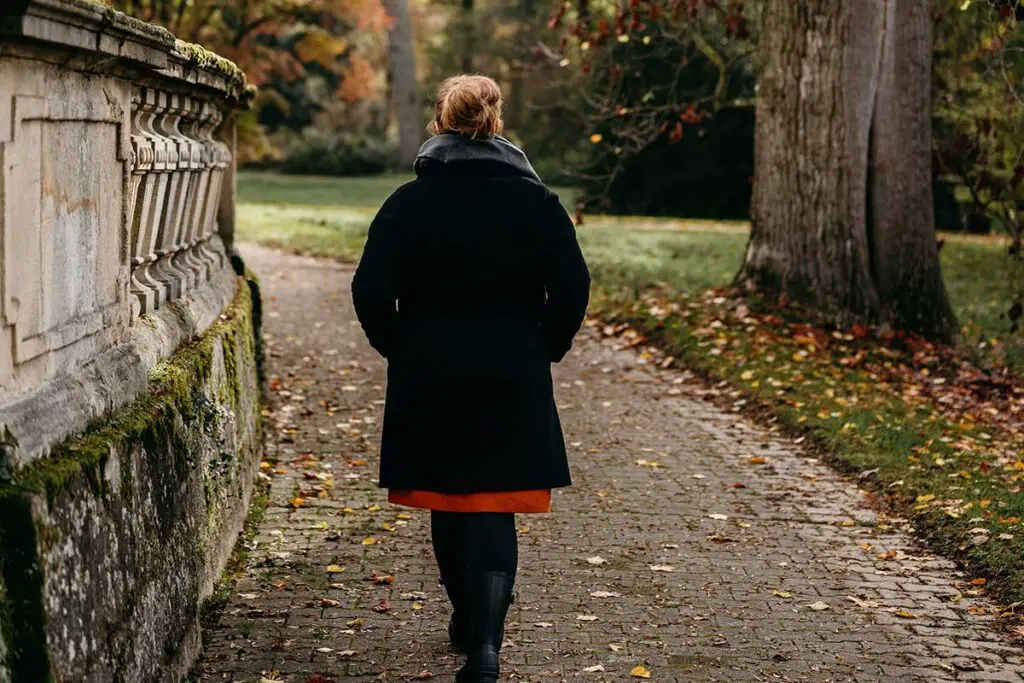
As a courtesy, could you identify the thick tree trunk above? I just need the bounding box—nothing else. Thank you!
[385,0,421,170]
[738,0,957,341]
[869,0,957,338]
[741,0,880,322]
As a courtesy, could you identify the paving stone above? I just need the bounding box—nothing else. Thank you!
[196,245,1024,683]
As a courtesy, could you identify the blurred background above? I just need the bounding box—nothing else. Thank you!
[107,0,1022,234]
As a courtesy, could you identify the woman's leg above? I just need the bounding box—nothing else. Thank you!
[457,512,517,683]
[463,512,517,575]
[432,511,470,648]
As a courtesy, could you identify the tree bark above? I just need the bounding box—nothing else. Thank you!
[385,0,421,170]
[869,0,957,338]
[738,0,957,341]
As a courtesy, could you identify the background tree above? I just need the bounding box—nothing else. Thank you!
[385,0,422,169]
[548,1,759,217]
[737,0,957,341]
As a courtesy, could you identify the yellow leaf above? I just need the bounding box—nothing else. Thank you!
[631,665,652,678]
[396,513,412,520]
[312,521,329,530]
[260,461,272,470]
[381,523,396,532]
[362,537,378,545]
[412,602,424,610]
[326,565,346,573]
[346,618,364,627]
[894,609,917,619]
[367,505,382,512]
[290,497,306,508]
[740,370,755,380]
[590,133,603,144]
[772,590,793,598]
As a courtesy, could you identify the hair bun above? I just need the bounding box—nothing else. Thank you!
[429,75,504,139]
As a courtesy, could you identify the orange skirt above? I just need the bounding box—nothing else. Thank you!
[388,489,552,513]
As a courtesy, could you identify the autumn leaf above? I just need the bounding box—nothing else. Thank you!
[373,599,391,613]
[361,537,378,546]
[290,497,306,508]
[806,601,831,611]
[587,556,608,566]
[326,564,346,574]
[631,665,652,678]
[649,564,674,572]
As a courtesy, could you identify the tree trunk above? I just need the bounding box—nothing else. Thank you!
[869,0,957,338]
[738,0,957,341]
[459,0,474,73]
[385,0,421,170]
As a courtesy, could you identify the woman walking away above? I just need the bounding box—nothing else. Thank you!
[352,74,590,682]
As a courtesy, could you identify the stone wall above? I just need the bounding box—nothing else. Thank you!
[0,2,263,681]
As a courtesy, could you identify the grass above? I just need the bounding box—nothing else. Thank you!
[236,170,1024,604]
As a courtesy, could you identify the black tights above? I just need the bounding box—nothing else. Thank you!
[431,511,518,577]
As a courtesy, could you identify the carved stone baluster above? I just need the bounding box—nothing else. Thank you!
[175,99,213,285]
[148,91,187,303]
[128,87,173,317]
[199,105,231,271]
[174,95,205,293]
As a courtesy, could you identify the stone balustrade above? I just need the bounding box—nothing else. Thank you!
[0,0,253,468]
[0,4,265,681]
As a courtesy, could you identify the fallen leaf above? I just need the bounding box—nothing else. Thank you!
[290,497,306,508]
[316,647,333,653]
[806,601,831,611]
[708,513,729,520]
[338,650,356,658]
[373,599,391,613]
[590,590,621,598]
[534,622,554,628]
[326,565,346,574]
[586,556,608,566]
[583,664,606,673]
[577,614,598,621]
[772,590,793,599]
[631,665,652,679]
[362,537,378,546]
[649,565,675,572]
[412,602,424,610]
[894,609,918,619]
[609,644,624,652]
[345,618,364,627]
[748,457,768,465]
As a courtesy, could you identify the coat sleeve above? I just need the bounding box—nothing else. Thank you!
[352,196,402,358]
[541,191,591,362]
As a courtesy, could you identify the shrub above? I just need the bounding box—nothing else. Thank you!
[280,129,396,176]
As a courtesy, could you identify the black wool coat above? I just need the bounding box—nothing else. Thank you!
[352,135,591,494]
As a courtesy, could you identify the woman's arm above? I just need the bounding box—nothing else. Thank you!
[541,191,591,362]
[352,197,402,358]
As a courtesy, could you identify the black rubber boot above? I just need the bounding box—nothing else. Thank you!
[455,571,515,683]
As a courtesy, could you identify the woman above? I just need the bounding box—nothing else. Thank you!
[352,74,590,682]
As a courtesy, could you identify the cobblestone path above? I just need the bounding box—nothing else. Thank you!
[198,245,1024,682]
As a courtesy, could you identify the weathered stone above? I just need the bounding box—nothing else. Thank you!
[0,279,261,682]
[0,2,263,681]
[0,0,250,469]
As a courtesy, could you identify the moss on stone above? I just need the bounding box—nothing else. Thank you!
[173,39,247,90]
[0,275,259,682]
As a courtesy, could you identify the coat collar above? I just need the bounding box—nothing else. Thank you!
[414,134,541,182]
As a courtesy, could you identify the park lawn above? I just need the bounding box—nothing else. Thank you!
[237,171,1024,603]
